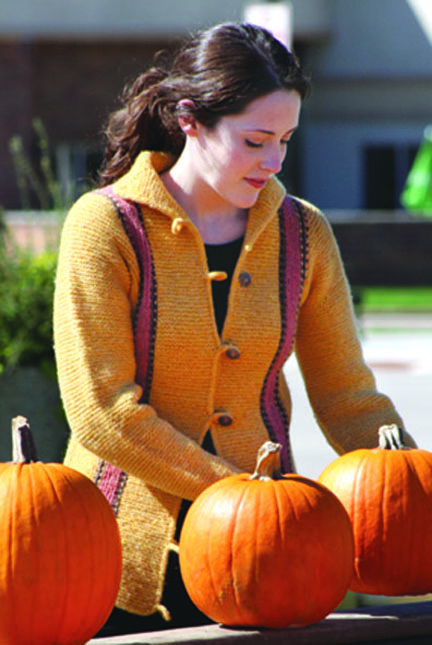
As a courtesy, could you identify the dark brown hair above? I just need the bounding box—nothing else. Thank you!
[100,22,310,186]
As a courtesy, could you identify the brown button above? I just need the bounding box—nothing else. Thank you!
[225,345,240,360]
[216,413,233,427]
[238,271,251,287]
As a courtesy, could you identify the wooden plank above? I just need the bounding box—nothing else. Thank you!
[89,601,432,644]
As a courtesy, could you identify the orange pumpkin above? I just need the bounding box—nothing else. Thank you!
[0,417,122,645]
[318,424,432,596]
[179,441,354,628]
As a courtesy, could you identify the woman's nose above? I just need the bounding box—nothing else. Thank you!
[260,146,284,174]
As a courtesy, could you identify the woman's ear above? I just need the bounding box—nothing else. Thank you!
[176,99,199,136]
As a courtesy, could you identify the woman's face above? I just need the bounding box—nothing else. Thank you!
[192,89,302,210]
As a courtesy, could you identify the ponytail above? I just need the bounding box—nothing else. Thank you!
[99,64,185,186]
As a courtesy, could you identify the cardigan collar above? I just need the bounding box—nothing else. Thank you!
[112,150,286,242]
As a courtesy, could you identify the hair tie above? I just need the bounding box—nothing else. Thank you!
[176,99,196,112]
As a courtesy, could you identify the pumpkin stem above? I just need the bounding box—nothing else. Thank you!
[249,441,284,481]
[378,424,408,450]
[12,416,39,463]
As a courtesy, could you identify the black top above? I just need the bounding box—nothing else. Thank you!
[204,236,244,336]
[196,235,244,459]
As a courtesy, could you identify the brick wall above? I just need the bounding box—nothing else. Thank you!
[0,38,170,209]
[0,41,33,208]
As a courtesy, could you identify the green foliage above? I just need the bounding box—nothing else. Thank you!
[9,117,68,212]
[400,126,432,217]
[361,287,432,312]
[1,117,65,375]
[0,238,57,375]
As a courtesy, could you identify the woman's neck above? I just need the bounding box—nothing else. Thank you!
[161,162,248,244]
[190,209,247,243]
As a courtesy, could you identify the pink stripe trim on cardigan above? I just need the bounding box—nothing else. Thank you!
[94,461,128,515]
[100,186,157,403]
[260,196,307,473]
[93,187,157,512]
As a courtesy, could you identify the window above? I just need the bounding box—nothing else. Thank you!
[363,143,418,209]
[56,143,103,204]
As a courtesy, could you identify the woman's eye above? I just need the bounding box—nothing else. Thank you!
[246,138,291,149]
[245,139,263,149]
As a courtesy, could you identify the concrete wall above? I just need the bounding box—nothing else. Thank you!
[302,120,429,209]
[0,0,330,40]
[0,0,246,39]
[309,0,432,77]
[299,0,432,209]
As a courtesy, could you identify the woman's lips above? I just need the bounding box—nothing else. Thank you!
[245,177,267,189]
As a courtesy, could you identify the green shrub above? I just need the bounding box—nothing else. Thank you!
[1,117,63,375]
[0,237,57,375]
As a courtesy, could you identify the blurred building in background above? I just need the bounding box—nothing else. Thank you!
[1,0,431,211]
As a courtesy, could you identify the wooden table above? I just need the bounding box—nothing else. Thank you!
[90,600,432,644]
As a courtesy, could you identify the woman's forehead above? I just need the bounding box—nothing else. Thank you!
[223,90,301,134]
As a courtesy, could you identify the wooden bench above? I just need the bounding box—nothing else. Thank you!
[90,600,432,644]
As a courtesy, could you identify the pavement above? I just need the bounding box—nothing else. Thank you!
[285,312,432,479]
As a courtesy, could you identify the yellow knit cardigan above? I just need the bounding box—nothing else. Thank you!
[54,151,406,617]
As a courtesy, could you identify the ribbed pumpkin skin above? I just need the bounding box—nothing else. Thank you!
[179,473,354,628]
[0,461,122,645]
[318,447,432,596]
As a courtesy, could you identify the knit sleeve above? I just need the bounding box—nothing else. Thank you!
[294,202,416,452]
[54,192,239,500]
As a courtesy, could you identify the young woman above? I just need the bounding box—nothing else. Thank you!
[53,22,414,637]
